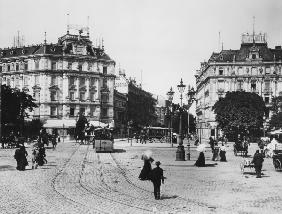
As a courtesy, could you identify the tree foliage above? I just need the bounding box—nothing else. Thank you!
[269,112,282,129]
[1,85,37,135]
[127,91,157,130]
[212,91,265,138]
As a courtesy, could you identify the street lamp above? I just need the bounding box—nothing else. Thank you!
[166,87,175,147]
[186,85,196,160]
[176,78,186,161]
[263,115,266,137]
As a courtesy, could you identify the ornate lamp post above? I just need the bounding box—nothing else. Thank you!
[166,87,175,147]
[186,85,196,160]
[176,78,186,161]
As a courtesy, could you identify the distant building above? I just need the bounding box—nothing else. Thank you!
[113,89,127,137]
[115,71,157,130]
[0,28,115,136]
[195,32,282,141]
[153,94,166,126]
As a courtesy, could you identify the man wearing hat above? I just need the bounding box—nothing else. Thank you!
[150,161,164,200]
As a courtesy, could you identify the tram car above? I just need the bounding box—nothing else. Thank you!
[93,128,114,152]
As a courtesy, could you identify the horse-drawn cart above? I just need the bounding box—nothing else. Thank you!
[234,140,249,157]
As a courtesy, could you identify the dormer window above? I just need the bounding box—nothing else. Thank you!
[252,54,256,59]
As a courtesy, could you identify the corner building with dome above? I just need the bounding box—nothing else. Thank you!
[0,29,115,136]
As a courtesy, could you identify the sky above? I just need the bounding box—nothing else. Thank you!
[1,0,282,108]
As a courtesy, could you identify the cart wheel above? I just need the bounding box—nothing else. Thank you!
[240,162,244,173]
[273,159,281,171]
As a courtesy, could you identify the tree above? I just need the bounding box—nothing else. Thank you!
[269,96,282,130]
[1,85,37,136]
[212,91,265,140]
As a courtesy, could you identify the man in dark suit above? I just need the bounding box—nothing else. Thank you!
[150,161,164,200]
[252,150,264,178]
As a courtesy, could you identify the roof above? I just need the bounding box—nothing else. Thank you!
[208,43,282,63]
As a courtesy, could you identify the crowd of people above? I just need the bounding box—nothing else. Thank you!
[12,129,59,171]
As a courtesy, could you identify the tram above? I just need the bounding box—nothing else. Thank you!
[93,128,114,152]
[143,127,171,143]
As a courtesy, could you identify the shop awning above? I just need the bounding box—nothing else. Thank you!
[43,119,76,129]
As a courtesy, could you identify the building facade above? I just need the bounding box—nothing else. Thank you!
[195,33,282,141]
[0,29,115,134]
[113,89,127,137]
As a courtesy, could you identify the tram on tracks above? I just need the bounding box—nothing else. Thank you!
[93,128,114,152]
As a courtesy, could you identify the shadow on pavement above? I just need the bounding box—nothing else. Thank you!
[204,163,218,167]
[161,194,179,200]
[0,165,16,171]
[113,149,126,153]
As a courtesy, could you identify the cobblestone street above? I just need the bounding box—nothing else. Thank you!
[1,140,282,214]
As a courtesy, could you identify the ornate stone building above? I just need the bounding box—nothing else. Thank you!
[0,29,115,134]
[195,33,282,141]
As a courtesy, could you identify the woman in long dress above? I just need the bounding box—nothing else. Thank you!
[139,156,154,180]
[195,152,205,167]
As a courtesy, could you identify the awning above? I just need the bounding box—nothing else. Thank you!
[88,120,108,127]
[43,119,76,129]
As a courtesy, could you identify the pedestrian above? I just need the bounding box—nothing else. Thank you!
[139,156,154,180]
[37,146,47,166]
[149,161,164,200]
[14,145,28,171]
[219,142,227,162]
[51,134,57,149]
[31,147,39,169]
[195,151,205,167]
[251,150,264,178]
[209,136,215,153]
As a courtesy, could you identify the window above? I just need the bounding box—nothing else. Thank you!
[251,82,256,91]
[90,78,95,86]
[24,62,28,70]
[101,94,109,103]
[79,77,85,86]
[218,80,224,90]
[51,61,56,70]
[103,66,107,74]
[237,81,243,91]
[101,108,108,117]
[103,78,107,87]
[51,91,57,101]
[78,63,82,71]
[15,77,19,86]
[265,81,270,90]
[80,108,85,114]
[219,68,223,76]
[88,63,92,71]
[35,75,40,85]
[265,97,269,104]
[70,107,75,117]
[16,64,19,71]
[7,64,10,71]
[252,54,256,59]
[50,106,57,116]
[51,76,57,85]
[265,67,270,74]
[68,62,72,70]
[69,92,75,100]
[205,90,209,97]
[35,60,39,70]
[0,66,2,72]
[34,91,40,100]
[90,106,96,117]
[90,92,95,101]
[79,92,85,101]
[69,76,75,85]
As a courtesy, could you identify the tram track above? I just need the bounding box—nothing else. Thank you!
[78,149,154,213]
[110,153,215,211]
[51,144,106,214]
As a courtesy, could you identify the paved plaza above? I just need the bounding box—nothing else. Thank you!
[0,139,282,214]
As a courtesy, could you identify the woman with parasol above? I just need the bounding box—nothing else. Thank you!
[139,150,154,180]
[195,143,207,167]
